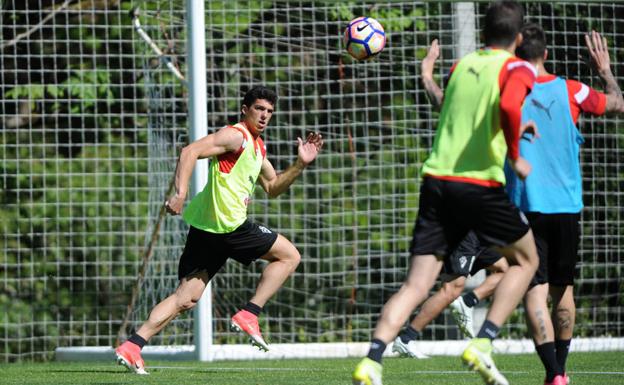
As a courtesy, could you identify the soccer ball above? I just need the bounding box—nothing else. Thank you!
[343,16,386,61]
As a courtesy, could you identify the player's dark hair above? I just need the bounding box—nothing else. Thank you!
[516,23,546,61]
[242,86,278,109]
[483,1,524,47]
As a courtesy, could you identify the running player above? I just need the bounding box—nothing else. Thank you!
[506,24,624,385]
[115,86,324,374]
[352,2,539,384]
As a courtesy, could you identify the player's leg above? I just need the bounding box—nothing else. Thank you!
[550,284,574,383]
[394,276,465,358]
[137,271,210,340]
[353,177,457,385]
[547,212,580,384]
[462,232,536,385]
[230,225,299,351]
[401,235,473,342]
[479,232,538,329]
[250,234,301,306]
[521,213,564,384]
[472,256,508,301]
[374,254,443,344]
[525,282,565,384]
[450,239,507,338]
[460,185,538,385]
[116,272,209,374]
[116,226,224,374]
[414,276,465,331]
[451,256,507,336]
[353,253,443,384]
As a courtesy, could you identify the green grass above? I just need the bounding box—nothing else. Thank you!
[2,352,624,385]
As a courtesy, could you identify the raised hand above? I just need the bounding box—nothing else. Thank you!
[421,39,440,79]
[585,30,611,76]
[297,132,324,166]
[421,39,444,108]
[585,30,624,114]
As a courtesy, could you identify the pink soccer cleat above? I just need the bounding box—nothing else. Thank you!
[115,341,148,375]
[544,375,567,385]
[231,309,269,351]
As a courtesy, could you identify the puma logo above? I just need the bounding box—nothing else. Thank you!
[531,98,555,120]
[467,67,481,81]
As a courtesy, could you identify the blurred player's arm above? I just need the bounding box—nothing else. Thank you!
[165,127,243,214]
[258,132,323,198]
[421,39,444,109]
[585,30,624,114]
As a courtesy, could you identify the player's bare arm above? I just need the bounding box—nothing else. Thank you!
[585,30,624,113]
[421,39,444,109]
[166,127,244,214]
[258,132,324,198]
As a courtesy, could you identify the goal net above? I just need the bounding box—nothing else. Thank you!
[1,1,622,362]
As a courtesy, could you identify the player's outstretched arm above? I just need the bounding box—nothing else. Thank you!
[258,132,324,198]
[585,30,624,114]
[421,39,444,109]
[165,127,243,214]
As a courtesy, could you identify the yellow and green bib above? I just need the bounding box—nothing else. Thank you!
[183,123,264,233]
[422,49,513,184]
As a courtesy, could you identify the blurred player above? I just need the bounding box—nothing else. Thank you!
[352,2,539,384]
[115,86,324,374]
[506,24,624,385]
[393,232,508,359]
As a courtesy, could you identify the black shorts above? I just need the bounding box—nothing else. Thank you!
[526,212,580,287]
[410,177,529,259]
[442,231,503,277]
[178,220,278,280]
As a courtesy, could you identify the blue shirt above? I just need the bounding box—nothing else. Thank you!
[505,76,584,213]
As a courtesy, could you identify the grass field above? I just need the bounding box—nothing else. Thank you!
[3,351,624,385]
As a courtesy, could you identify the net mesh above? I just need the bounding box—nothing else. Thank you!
[0,1,622,361]
[124,1,192,348]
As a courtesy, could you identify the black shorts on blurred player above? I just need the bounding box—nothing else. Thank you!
[526,212,580,287]
[178,220,278,280]
[441,231,502,278]
[409,176,529,259]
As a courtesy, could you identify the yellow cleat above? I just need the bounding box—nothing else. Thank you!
[352,357,383,385]
[461,338,508,385]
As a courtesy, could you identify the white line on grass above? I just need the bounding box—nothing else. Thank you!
[143,367,624,376]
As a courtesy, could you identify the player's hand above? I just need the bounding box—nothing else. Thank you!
[297,132,324,166]
[421,39,440,79]
[165,193,185,215]
[520,120,539,143]
[508,156,532,180]
[585,30,612,77]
